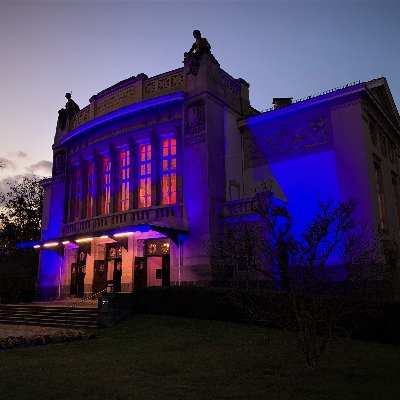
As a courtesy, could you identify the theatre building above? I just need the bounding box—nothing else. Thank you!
[34,36,400,299]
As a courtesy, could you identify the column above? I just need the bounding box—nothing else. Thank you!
[175,125,183,204]
[150,132,160,206]
[110,143,119,213]
[94,152,103,216]
[80,159,88,219]
[68,165,76,222]
[128,138,138,210]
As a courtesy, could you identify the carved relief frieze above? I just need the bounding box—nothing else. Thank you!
[184,99,206,146]
[66,111,181,155]
[244,115,331,168]
[143,72,184,99]
[70,106,91,130]
[221,74,240,97]
[95,85,136,117]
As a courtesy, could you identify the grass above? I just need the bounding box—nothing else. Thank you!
[0,314,399,400]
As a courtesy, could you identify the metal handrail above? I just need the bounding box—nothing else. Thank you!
[67,288,107,312]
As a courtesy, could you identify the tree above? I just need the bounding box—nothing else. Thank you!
[210,182,382,370]
[0,176,43,255]
[0,177,44,302]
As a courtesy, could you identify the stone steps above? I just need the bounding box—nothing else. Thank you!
[0,305,99,329]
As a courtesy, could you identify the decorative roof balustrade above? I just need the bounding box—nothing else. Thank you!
[62,203,185,237]
[68,68,185,132]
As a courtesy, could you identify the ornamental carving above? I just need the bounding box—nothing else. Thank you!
[70,106,91,130]
[143,72,184,99]
[221,74,240,97]
[264,116,329,158]
[244,115,330,167]
[184,99,206,146]
[96,85,136,117]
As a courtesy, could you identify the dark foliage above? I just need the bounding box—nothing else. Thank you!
[0,177,44,303]
[130,285,400,345]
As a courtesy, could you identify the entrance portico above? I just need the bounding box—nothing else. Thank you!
[32,224,187,300]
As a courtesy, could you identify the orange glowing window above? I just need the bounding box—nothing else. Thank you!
[138,143,152,208]
[102,155,111,215]
[161,137,177,205]
[119,149,130,211]
[87,161,94,218]
[74,167,82,220]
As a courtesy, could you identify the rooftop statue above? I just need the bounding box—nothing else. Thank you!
[65,92,80,117]
[184,30,218,75]
[57,93,80,131]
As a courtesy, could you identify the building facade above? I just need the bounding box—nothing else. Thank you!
[33,42,400,299]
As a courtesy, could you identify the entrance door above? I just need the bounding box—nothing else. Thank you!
[134,257,147,290]
[113,258,122,293]
[162,254,170,286]
[92,260,107,294]
[76,264,86,298]
[70,263,78,296]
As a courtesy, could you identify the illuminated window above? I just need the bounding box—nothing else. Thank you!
[374,161,387,231]
[161,137,177,204]
[87,161,94,218]
[74,167,82,221]
[119,149,130,211]
[139,143,152,208]
[102,155,111,215]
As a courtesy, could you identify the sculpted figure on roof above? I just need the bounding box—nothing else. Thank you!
[57,93,80,131]
[65,93,80,118]
[184,30,218,75]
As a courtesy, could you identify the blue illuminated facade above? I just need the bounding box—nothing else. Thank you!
[34,50,400,300]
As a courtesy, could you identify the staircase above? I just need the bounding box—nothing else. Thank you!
[0,304,99,329]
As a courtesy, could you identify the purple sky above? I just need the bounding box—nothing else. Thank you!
[0,0,399,190]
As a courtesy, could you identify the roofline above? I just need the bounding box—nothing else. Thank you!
[365,77,400,128]
[61,91,185,145]
[240,83,366,128]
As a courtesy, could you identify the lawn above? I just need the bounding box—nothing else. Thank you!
[0,314,399,400]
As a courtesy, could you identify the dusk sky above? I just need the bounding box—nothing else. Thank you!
[0,0,399,192]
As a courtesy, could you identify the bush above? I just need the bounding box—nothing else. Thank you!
[131,285,400,344]
[132,285,248,323]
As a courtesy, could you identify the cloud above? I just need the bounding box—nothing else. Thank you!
[0,173,45,198]
[0,175,30,196]
[14,151,28,159]
[26,160,52,176]
[0,158,16,171]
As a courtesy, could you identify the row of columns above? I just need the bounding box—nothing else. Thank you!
[64,132,182,223]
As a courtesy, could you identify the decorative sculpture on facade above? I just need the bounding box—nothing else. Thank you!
[184,30,218,75]
[57,92,80,131]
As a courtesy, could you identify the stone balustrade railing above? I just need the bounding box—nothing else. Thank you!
[223,198,258,218]
[62,203,184,237]
[69,68,185,132]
